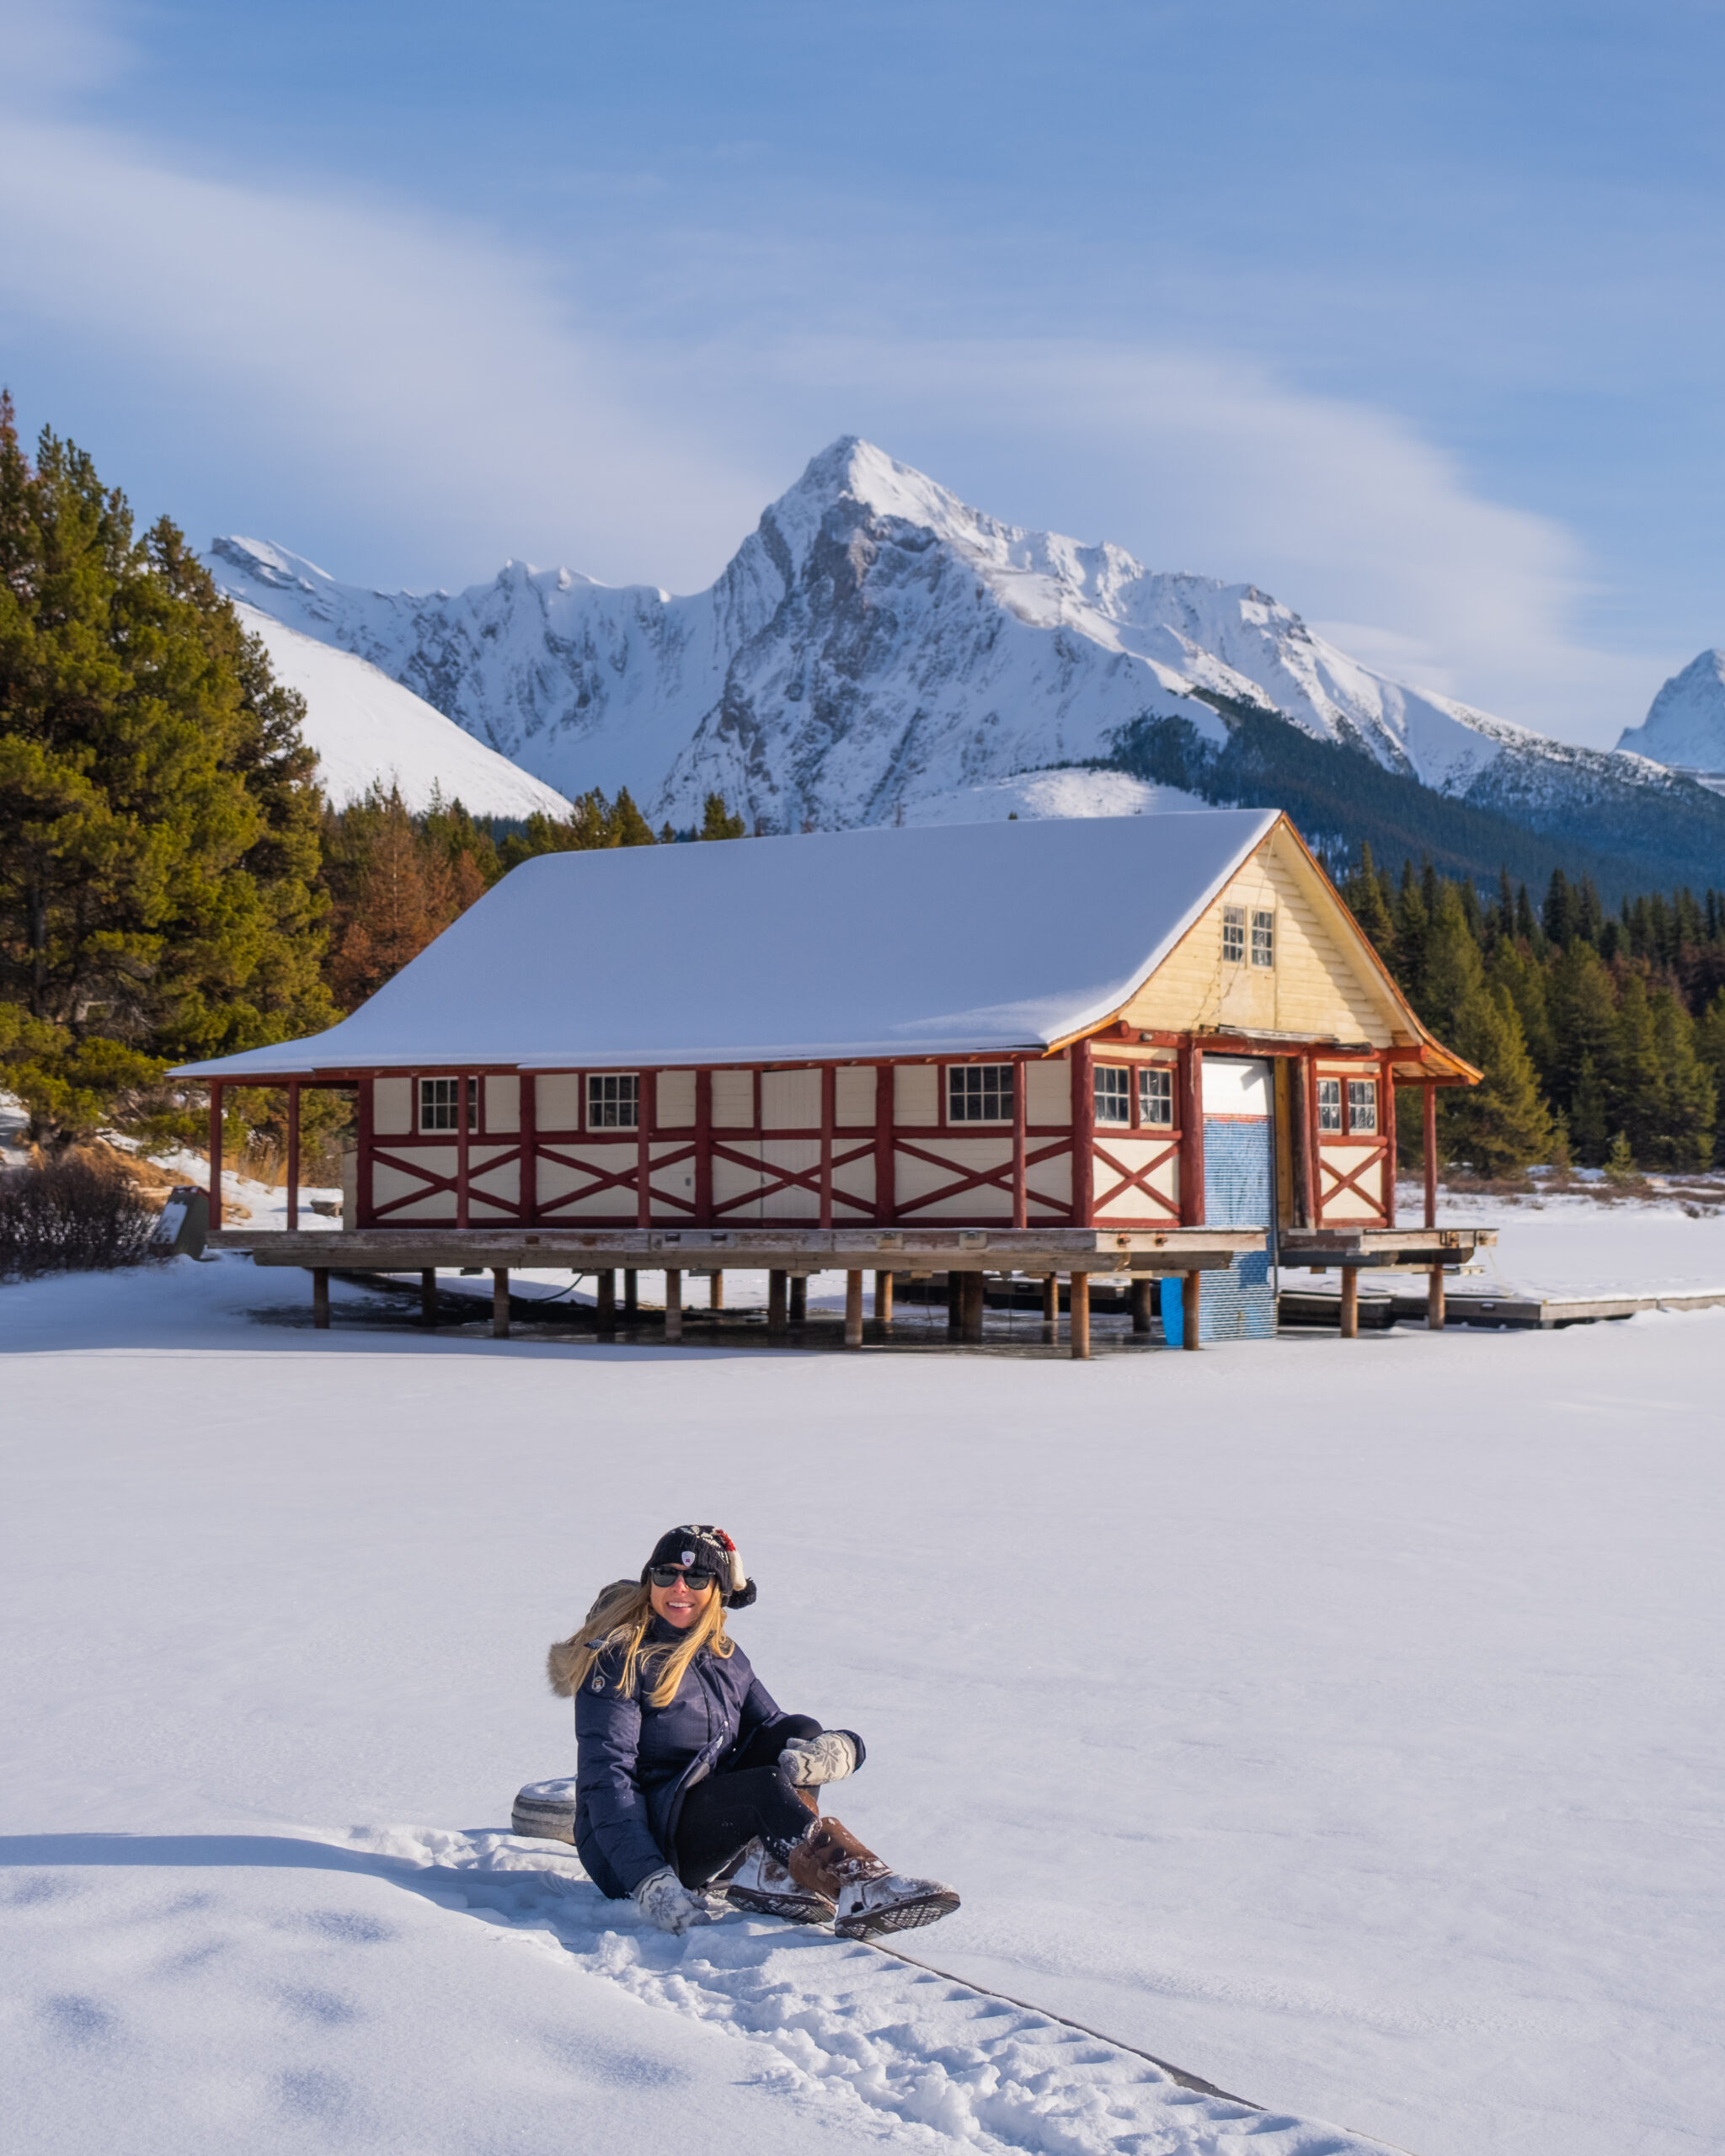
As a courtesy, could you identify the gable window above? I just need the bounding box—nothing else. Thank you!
[948,1064,1014,1123]
[419,1076,474,1132]
[1222,905,1247,964]
[1093,1065,1131,1125]
[1316,1076,1343,1134]
[1251,908,1275,968]
[1138,1065,1173,1128]
[588,1073,640,1129]
[1347,1077,1378,1134]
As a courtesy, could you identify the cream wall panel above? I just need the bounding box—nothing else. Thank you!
[1024,1059,1071,1125]
[916,1183,1013,1220]
[761,1069,821,1129]
[1319,1141,1385,1222]
[832,1153,876,1209]
[372,1162,448,1208]
[535,1075,582,1131]
[373,1077,412,1135]
[836,1066,877,1128]
[713,1070,755,1128]
[1092,1136,1179,1222]
[468,1157,520,1206]
[650,1148,696,1207]
[372,1191,457,1222]
[536,1158,585,1205]
[713,1140,764,1219]
[1030,1146,1069,1215]
[893,1137,1010,1204]
[483,1075,520,1132]
[760,1139,820,1219]
[655,1070,697,1128]
[1122,832,1401,1046]
[895,1065,938,1125]
[371,1144,453,1172]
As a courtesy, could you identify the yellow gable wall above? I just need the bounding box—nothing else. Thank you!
[1118,826,1409,1045]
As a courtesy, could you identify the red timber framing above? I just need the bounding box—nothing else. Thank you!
[328,1036,1424,1239]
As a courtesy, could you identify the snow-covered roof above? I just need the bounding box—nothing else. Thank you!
[173,812,1281,1078]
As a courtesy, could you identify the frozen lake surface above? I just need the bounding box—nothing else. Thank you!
[3,1198,1723,2154]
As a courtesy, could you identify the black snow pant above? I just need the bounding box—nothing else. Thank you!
[673,1713,822,1886]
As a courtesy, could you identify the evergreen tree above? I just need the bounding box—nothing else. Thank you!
[0,402,331,1132]
[1570,1054,1610,1164]
[1546,942,1618,1129]
[1394,860,1429,1006]
[1609,972,1666,1164]
[1543,867,1575,947]
[1441,980,1552,1177]
[1488,937,1555,1080]
[1343,842,1396,958]
[698,792,748,841]
[1648,985,1715,1168]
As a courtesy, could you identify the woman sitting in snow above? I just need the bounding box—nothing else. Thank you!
[548,1524,959,1940]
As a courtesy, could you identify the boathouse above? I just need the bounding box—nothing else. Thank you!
[174,811,1485,1353]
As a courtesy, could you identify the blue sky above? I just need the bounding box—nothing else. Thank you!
[3,0,1723,745]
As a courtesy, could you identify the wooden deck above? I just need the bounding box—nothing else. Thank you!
[211,1225,1265,1273]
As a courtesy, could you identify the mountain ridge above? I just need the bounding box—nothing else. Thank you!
[214,438,1725,890]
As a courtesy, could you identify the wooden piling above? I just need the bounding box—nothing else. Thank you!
[1042,1273,1059,1326]
[312,1267,329,1330]
[873,1270,894,1322]
[708,1270,724,1310]
[1181,1269,1201,1351]
[768,1270,788,1337]
[1339,1267,1359,1340]
[492,1267,510,1338]
[946,1273,963,1331]
[420,1267,437,1326]
[961,1269,985,1342]
[788,1274,807,1323]
[597,1270,617,1337]
[1130,1276,1154,1333]
[1069,1272,1091,1359]
[844,1270,864,1348]
[664,1268,682,1343]
[623,1269,638,1318]
[1428,1264,1446,1331]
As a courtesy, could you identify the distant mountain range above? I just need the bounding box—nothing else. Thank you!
[215,438,1725,895]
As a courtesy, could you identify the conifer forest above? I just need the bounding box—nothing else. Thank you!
[3,407,1722,1182]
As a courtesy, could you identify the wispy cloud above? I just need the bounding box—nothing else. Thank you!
[0,0,1661,744]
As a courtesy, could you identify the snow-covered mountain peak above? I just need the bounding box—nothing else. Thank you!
[1617,649,1725,774]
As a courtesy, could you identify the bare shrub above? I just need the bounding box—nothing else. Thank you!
[0,1155,165,1282]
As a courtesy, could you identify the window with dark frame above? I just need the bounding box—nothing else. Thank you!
[948,1064,1015,1123]
[1251,908,1275,968]
[587,1073,640,1129]
[1347,1077,1378,1134]
[1222,904,1247,963]
[1093,1065,1131,1125]
[419,1076,475,1132]
[1137,1065,1173,1127]
[1316,1076,1343,1133]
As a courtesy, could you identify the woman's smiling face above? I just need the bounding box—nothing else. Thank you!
[649,1569,717,1630]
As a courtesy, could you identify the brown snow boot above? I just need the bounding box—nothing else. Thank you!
[786,1816,960,1940]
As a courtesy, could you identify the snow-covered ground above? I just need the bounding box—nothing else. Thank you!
[5,1202,1725,2154]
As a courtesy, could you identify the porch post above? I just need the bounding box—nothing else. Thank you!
[286,1080,300,1231]
[1302,1052,1322,1227]
[1424,1081,1445,1329]
[207,1081,223,1230]
[1381,1053,1397,1227]
[874,1064,895,1225]
[1012,1055,1028,1229]
[1069,1271,1091,1359]
[820,1067,835,1228]
[1071,1039,1096,1228]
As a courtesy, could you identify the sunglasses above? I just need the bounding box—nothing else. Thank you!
[647,1565,717,1591]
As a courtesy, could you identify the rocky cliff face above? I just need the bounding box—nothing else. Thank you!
[215,438,1717,851]
[1618,650,1725,776]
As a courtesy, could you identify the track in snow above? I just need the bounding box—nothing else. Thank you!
[330,1823,1408,2155]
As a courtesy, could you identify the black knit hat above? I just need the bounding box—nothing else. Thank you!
[641,1524,756,1609]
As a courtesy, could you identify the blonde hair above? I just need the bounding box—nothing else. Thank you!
[547,1576,734,1710]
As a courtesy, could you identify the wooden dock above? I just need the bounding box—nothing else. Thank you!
[1279,1282,1725,1330]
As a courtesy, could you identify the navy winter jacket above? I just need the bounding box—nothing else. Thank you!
[574,1620,795,1898]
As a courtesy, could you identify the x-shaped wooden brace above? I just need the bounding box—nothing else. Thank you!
[535,1141,644,1219]
[1092,1137,1181,1220]
[370,1142,525,1223]
[1317,1142,1387,1222]
[710,1138,874,1219]
[892,1135,1071,1219]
